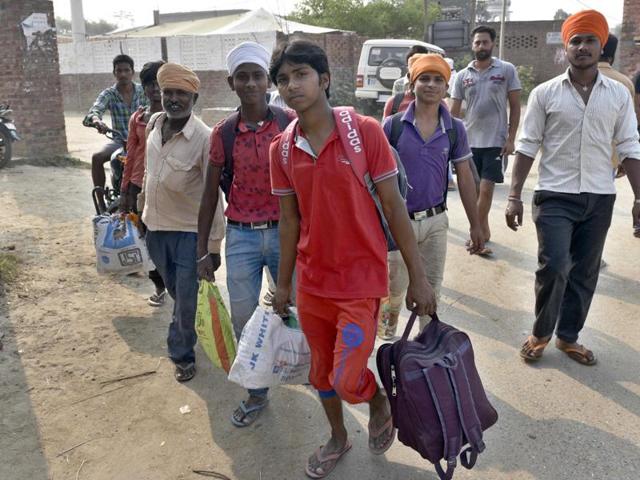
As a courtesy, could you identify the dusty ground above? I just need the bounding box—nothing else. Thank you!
[1,113,639,480]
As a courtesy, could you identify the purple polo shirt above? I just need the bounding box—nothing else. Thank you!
[383,102,472,213]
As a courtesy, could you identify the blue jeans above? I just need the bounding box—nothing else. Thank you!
[226,224,281,398]
[146,231,198,365]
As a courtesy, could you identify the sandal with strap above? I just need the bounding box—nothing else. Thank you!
[174,362,196,382]
[555,340,597,366]
[230,399,269,428]
[305,441,352,479]
[520,336,550,362]
[368,416,396,455]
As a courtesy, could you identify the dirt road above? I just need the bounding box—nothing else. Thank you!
[1,114,639,480]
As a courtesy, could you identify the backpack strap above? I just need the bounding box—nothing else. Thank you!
[221,111,240,176]
[332,107,369,189]
[424,366,463,480]
[388,111,405,150]
[442,120,459,207]
[390,92,404,115]
[270,105,292,132]
[145,111,163,141]
[277,118,299,185]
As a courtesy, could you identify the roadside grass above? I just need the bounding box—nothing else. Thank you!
[0,252,20,286]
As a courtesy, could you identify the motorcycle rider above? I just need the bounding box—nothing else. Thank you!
[84,54,147,190]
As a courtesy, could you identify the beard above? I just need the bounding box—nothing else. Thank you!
[474,49,492,61]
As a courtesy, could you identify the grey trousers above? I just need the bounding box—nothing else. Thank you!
[532,191,615,344]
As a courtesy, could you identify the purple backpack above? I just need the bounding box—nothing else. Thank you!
[376,312,498,479]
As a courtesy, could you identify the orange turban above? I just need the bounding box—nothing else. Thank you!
[157,63,200,93]
[561,10,609,48]
[408,54,451,85]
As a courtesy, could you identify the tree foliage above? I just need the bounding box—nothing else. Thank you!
[290,0,440,39]
[553,9,571,21]
[55,17,118,36]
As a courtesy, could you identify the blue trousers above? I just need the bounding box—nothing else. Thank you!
[226,224,281,398]
[146,230,198,364]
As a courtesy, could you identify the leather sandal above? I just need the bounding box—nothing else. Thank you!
[305,441,352,479]
[555,339,597,366]
[519,336,550,362]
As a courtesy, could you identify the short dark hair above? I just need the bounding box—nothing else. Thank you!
[139,60,165,87]
[406,45,430,63]
[600,34,618,63]
[112,54,134,71]
[471,25,496,42]
[269,40,331,99]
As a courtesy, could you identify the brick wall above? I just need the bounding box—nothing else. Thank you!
[447,20,568,85]
[61,70,236,114]
[621,0,640,80]
[0,0,67,157]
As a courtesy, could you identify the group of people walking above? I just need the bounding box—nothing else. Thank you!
[84,8,640,478]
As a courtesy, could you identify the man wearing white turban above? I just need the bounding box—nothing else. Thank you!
[198,42,294,426]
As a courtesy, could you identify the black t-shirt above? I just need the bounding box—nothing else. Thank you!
[635,73,640,95]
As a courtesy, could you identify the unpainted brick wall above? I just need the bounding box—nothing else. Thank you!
[621,0,640,80]
[0,0,68,157]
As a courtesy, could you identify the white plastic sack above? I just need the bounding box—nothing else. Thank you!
[228,307,311,389]
[92,214,154,275]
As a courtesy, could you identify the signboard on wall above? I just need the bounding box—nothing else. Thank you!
[546,32,562,45]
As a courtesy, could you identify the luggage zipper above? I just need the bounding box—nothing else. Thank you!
[390,364,397,397]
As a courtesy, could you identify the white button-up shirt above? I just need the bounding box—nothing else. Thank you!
[516,69,640,194]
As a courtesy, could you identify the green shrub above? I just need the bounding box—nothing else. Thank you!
[516,65,536,101]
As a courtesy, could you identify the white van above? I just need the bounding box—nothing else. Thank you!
[355,39,445,114]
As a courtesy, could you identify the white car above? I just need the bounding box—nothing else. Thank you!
[355,39,445,114]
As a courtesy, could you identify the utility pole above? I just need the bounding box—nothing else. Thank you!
[423,0,430,42]
[470,0,477,34]
[499,0,507,59]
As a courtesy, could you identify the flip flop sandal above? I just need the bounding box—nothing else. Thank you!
[465,240,494,256]
[305,441,352,479]
[555,341,597,366]
[519,336,550,362]
[174,362,196,382]
[230,399,269,428]
[368,416,396,455]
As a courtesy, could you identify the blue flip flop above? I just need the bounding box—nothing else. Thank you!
[230,399,269,427]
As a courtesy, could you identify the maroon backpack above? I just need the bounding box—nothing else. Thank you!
[376,312,498,480]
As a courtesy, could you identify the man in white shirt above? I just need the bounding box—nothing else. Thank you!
[142,63,225,382]
[505,10,640,366]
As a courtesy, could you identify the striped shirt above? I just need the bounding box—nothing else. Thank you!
[516,69,640,194]
[86,83,147,138]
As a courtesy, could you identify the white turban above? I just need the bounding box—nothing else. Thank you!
[226,41,271,76]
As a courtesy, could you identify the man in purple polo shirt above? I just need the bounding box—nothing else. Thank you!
[380,54,484,338]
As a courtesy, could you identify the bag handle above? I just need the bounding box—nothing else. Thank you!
[401,310,440,342]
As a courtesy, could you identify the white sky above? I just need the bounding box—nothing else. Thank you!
[52,0,625,28]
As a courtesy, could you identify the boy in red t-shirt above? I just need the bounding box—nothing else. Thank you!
[268,41,436,478]
[197,42,295,428]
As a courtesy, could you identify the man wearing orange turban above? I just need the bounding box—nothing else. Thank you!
[142,62,226,383]
[561,9,608,48]
[507,10,640,366]
[379,52,484,339]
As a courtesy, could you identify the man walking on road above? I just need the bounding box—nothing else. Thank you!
[506,10,640,366]
[269,41,436,478]
[451,26,521,253]
[197,42,295,427]
[141,63,225,382]
[378,54,483,339]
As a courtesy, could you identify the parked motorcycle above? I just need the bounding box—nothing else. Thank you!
[82,118,127,214]
[0,103,21,169]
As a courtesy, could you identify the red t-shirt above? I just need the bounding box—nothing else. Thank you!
[270,113,398,299]
[122,107,147,190]
[210,109,295,222]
